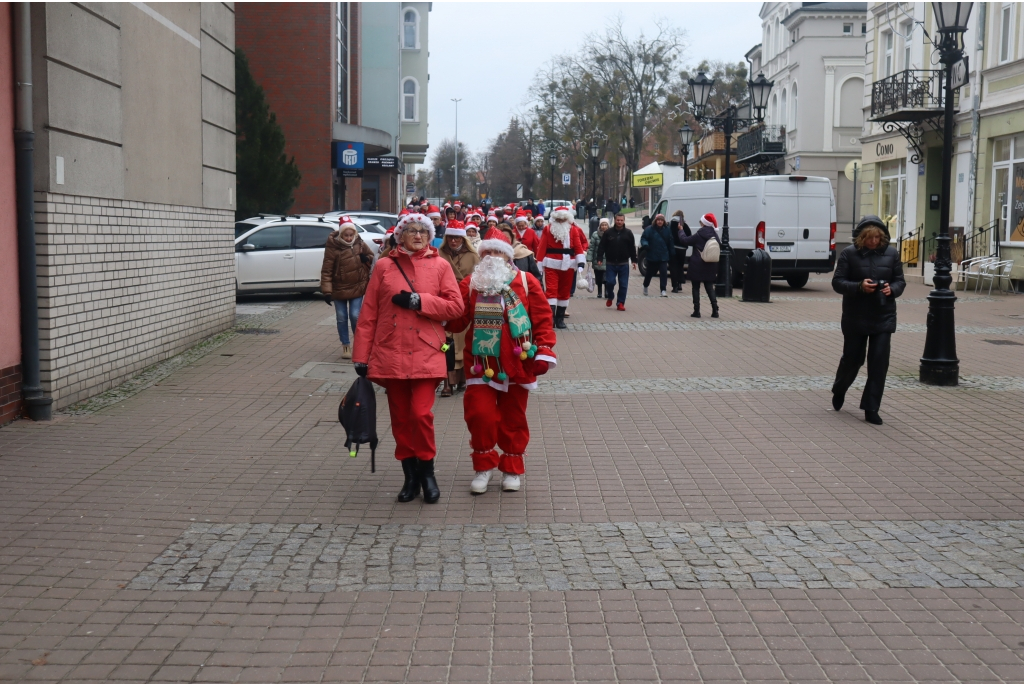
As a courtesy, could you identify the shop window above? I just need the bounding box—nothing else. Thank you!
[879,160,906,239]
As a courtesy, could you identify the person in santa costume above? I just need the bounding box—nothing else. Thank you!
[445,231,557,494]
[513,211,540,253]
[536,206,586,329]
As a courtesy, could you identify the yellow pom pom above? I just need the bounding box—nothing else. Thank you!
[349,451,357,458]
[520,351,528,361]
[484,368,495,379]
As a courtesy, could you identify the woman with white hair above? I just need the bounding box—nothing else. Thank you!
[352,213,465,504]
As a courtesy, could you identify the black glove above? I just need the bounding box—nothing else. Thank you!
[391,290,420,310]
[324,293,332,305]
[354,363,368,377]
[359,253,372,265]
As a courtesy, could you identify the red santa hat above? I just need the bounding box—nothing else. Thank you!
[485,216,498,225]
[550,206,574,222]
[398,208,411,216]
[444,220,467,238]
[477,229,514,259]
[394,212,431,240]
[700,212,718,229]
[426,205,442,219]
[337,215,358,231]
[514,211,531,224]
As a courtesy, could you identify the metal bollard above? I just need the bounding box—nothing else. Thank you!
[742,248,772,302]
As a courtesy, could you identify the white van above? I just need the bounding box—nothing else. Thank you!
[651,175,836,288]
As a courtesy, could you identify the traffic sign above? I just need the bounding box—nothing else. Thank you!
[950,55,969,90]
[406,183,416,193]
[516,184,523,199]
[561,173,571,186]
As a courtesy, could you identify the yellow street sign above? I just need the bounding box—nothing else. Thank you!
[632,173,663,188]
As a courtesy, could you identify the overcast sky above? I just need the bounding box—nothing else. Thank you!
[424,1,764,166]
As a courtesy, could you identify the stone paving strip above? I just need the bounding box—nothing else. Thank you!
[130,520,1024,593]
[566,320,1024,335]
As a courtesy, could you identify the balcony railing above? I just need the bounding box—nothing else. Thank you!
[736,126,786,164]
[870,69,953,122]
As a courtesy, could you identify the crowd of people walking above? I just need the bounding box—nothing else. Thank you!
[318,199,901,504]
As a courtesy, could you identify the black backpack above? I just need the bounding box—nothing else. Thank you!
[338,376,379,472]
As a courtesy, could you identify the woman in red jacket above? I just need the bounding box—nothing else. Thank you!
[445,231,557,495]
[352,213,464,504]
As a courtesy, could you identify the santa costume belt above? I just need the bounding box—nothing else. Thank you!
[545,248,573,256]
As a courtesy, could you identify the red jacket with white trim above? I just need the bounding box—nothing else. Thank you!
[536,224,586,272]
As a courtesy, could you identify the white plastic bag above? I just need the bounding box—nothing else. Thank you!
[578,265,595,293]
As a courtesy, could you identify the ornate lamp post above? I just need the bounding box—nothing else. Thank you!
[549,152,558,210]
[920,2,972,386]
[599,159,609,209]
[678,124,694,182]
[576,163,584,206]
[590,141,600,206]
[688,70,774,297]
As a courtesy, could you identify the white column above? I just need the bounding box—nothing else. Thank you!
[823,64,836,153]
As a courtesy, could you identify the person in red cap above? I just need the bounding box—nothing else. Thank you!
[445,230,556,495]
[679,212,722,318]
[513,211,540,253]
[427,205,444,242]
[536,206,586,328]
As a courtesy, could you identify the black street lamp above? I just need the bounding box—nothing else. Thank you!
[600,160,608,209]
[688,70,774,297]
[678,124,694,182]
[590,141,600,207]
[920,1,972,386]
[576,163,584,205]
[549,152,558,210]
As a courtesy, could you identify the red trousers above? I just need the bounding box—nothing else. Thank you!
[464,383,530,475]
[382,378,441,461]
[544,268,574,307]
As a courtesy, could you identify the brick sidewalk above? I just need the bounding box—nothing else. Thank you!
[0,281,1023,682]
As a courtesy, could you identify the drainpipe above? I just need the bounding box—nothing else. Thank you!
[13,3,52,421]
[965,3,986,238]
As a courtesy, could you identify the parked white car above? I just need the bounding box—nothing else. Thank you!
[234,217,384,295]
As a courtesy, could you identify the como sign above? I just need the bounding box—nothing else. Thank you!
[632,173,663,188]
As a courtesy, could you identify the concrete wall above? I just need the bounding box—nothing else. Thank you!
[361,3,399,142]
[28,2,237,409]
[0,3,23,423]
[399,2,428,164]
[236,2,332,214]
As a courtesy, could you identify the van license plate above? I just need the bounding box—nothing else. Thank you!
[768,244,792,253]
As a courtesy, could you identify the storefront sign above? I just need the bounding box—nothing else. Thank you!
[332,141,364,170]
[366,156,401,170]
[632,173,663,188]
[1011,163,1024,242]
[863,136,908,164]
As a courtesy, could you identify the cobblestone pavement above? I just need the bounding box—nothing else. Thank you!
[132,520,1024,593]
[2,282,1024,682]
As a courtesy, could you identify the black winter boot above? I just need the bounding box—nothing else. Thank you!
[711,305,719,318]
[417,458,441,503]
[554,306,567,329]
[397,457,420,502]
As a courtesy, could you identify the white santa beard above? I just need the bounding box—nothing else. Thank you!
[549,220,571,245]
[470,256,514,295]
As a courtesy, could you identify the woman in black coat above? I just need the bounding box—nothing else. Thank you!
[831,215,906,425]
[678,212,722,318]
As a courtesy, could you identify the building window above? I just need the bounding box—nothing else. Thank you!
[862,23,867,35]
[902,22,913,69]
[336,3,349,123]
[402,77,419,121]
[999,4,1012,64]
[991,134,1024,242]
[879,160,906,239]
[790,83,798,129]
[780,88,788,129]
[403,8,419,49]
[883,31,894,77]
[843,23,853,35]
[770,93,778,126]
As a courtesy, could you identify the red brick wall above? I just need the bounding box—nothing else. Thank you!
[0,364,21,425]
[236,3,333,214]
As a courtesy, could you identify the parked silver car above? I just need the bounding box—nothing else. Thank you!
[323,211,398,230]
[234,217,384,295]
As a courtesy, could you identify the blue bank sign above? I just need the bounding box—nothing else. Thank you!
[332,141,365,170]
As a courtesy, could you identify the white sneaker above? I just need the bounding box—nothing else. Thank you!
[501,473,521,492]
[643,286,649,296]
[470,470,493,495]
[660,290,668,297]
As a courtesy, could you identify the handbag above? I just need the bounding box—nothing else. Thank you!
[700,237,721,263]
[338,376,378,472]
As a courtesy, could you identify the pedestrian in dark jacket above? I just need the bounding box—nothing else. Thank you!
[641,214,674,296]
[679,212,721,318]
[320,217,375,359]
[586,199,597,219]
[831,215,906,425]
[669,210,689,292]
[596,213,637,310]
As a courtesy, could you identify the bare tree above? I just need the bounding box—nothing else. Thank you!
[585,18,685,191]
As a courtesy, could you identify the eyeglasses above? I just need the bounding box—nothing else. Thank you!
[404,228,432,236]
